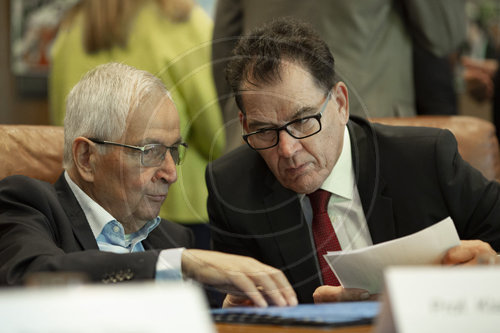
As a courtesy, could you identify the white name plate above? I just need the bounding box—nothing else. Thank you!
[0,282,215,333]
[375,266,500,333]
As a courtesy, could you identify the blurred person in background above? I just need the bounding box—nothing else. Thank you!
[495,57,500,128]
[49,0,225,250]
[212,0,466,152]
[460,0,500,140]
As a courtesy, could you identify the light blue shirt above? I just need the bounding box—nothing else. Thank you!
[64,172,184,280]
[96,218,159,254]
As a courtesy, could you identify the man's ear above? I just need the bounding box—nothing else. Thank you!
[239,111,248,132]
[333,82,349,124]
[72,137,98,183]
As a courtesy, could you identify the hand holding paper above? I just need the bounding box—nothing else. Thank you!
[441,239,496,265]
[324,217,460,294]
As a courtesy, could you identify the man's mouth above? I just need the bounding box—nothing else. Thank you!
[284,162,310,176]
[146,194,167,202]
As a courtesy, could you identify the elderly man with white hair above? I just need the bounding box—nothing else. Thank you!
[0,62,297,308]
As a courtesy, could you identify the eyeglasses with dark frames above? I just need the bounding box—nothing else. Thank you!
[88,138,188,166]
[242,91,331,150]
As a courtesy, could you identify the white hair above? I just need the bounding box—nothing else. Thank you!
[63,62,170,168]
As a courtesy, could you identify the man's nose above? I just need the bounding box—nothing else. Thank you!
[153,151,178,184]
[277,130,300,158]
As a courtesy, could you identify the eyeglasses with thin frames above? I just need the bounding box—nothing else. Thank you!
[88,138,188,166]
[242,91,331,150]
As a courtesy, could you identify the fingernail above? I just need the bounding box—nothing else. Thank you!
[360,292,370,300]
[257,299,268,308]
[290,296,298,306]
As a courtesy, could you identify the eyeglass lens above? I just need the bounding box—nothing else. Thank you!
[142,145,183,166]
[246,117,321,150]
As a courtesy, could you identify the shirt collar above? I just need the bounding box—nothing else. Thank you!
[320,126,355,200]
[64,171,160,238]
[96,217,161,252]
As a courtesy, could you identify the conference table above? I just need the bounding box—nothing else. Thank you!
[215,323,373,332]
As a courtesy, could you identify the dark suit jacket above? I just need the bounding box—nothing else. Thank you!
[0,174,193,286]
[206,116,500,303]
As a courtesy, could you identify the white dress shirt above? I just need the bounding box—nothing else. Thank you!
[301,127,373,251]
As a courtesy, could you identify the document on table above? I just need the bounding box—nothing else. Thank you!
[212,301,379,327]
[324,217,460,294]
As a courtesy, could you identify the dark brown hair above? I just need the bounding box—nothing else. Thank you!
[225,17,336,113]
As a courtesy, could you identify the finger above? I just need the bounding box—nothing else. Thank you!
[313,286,370,303]
[442,246,475,265]
[477,253,500,265]
[223,294,254,308]
[230,264,296,307]
[336,288,371,302]
[247,270,287,307]
[227,273,268,308]
[268,269,298,306]
[442,240,496,265]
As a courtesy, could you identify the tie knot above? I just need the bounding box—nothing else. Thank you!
[307,189,331,214]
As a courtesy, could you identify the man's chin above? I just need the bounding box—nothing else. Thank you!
[142,207,162,221]
[282,178,321,194]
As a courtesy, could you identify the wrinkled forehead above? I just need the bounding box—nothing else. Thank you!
[240,61,326,116]
[240,93,328,129]
[240,58,312,90]
[122,92,179,142]
[241,59,325,98]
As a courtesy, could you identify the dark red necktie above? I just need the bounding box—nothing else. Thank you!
[308,189,341,286]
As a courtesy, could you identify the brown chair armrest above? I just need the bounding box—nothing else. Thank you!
[370,116,500,181]
[0,125,64,183]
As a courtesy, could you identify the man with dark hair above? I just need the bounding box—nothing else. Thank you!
[207,18,500,305]
[212,0,466,152]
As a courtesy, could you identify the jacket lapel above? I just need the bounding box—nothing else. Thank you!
[262,170,321,301]
[54,174,99,250]
[348,117,396,244]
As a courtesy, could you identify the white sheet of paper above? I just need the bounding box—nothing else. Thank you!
[324,217,460,293]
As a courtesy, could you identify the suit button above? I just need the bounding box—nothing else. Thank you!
[124,269,134,280]
[116,271,125,282]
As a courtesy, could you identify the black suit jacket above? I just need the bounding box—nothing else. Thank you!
[0,174,193,286]
[207,116,500,303]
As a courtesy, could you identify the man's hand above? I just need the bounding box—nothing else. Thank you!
[313,285,376,303]
[181,249,298,307]
[462,56,498,102]
[441,240,496,265]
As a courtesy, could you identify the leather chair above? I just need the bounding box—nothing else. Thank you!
[370,116,500,181]
[0,125,64,183]
[0,116,498,183]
